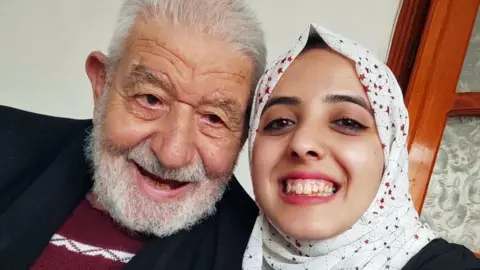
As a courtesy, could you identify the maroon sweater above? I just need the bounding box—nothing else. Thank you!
[31,200,145,269]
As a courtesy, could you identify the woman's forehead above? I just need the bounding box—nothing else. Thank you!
[270,49,369,102]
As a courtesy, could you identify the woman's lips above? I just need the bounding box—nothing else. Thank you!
[278,171,340,205]
[285,179,337,196]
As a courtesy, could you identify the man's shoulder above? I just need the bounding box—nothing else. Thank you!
[402,238,480,270]
[207,177,258,268]
[0,105,92,146]
[0,105,92,197]
[1,105,91,129]
[217,176,258,233]
[221,176,258,218]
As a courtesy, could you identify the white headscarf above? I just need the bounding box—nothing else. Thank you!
[243,24,438,270]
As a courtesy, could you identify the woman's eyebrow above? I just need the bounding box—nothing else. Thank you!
[261,96,301,116]
[323,93,373,115]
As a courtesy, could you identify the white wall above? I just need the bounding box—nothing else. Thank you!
[0,0,402,197]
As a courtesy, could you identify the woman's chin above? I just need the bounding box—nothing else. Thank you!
[273,218,346,241]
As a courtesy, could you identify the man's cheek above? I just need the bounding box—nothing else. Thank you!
[103,114,153,150]
[199,142,240,175]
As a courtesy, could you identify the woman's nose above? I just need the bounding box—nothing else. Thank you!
[288,128,326,161]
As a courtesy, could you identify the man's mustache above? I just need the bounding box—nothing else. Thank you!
[127,139,208,183]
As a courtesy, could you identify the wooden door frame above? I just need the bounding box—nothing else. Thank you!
[388,0,479,210]
[402,0,479,212]
[389,0,480,257]
[387,0,431,93]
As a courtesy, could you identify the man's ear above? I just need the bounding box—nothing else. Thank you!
[85,51,108,107]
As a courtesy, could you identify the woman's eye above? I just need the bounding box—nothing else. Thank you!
[137,94,162,107]
[263,118,295,131]
[334,118,367,131]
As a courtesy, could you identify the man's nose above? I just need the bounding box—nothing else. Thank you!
[151,105,195,169]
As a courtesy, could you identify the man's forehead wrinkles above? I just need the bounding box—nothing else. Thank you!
[196,70,249,85]
[130,30,253,86]
[134,37,195,72]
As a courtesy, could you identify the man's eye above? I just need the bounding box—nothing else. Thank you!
[263,118,295,132]
[145,94,160,105]
[137,94,162,107]
[207,114,222,124]
[203,114,225,127]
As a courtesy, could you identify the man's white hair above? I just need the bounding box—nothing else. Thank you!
[106,0,267,90]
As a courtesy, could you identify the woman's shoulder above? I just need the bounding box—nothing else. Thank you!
[402,238,480,270]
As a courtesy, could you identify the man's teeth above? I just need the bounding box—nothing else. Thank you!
[285,180,336,196]
[153,179,171,190]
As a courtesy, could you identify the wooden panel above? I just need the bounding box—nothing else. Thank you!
[449,92,480,116]
[387,0,431,92]
[404,0,453,141]
[404,0,480,212]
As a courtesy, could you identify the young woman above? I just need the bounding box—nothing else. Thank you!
[242,24,480,270]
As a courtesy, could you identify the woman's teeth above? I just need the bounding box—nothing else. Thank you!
[285,180,337,196]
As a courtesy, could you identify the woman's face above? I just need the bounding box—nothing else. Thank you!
[252,48,385,240]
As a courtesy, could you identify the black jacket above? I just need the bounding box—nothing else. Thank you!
[0,105,258,270]
[403,238,480,270]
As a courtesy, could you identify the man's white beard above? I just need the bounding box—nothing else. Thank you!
[84,94,236,237]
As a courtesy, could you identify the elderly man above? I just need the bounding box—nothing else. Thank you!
[0,0,266,269]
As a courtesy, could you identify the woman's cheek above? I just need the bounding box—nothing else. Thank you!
[339,142,381,175]
[253,138,281,183]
